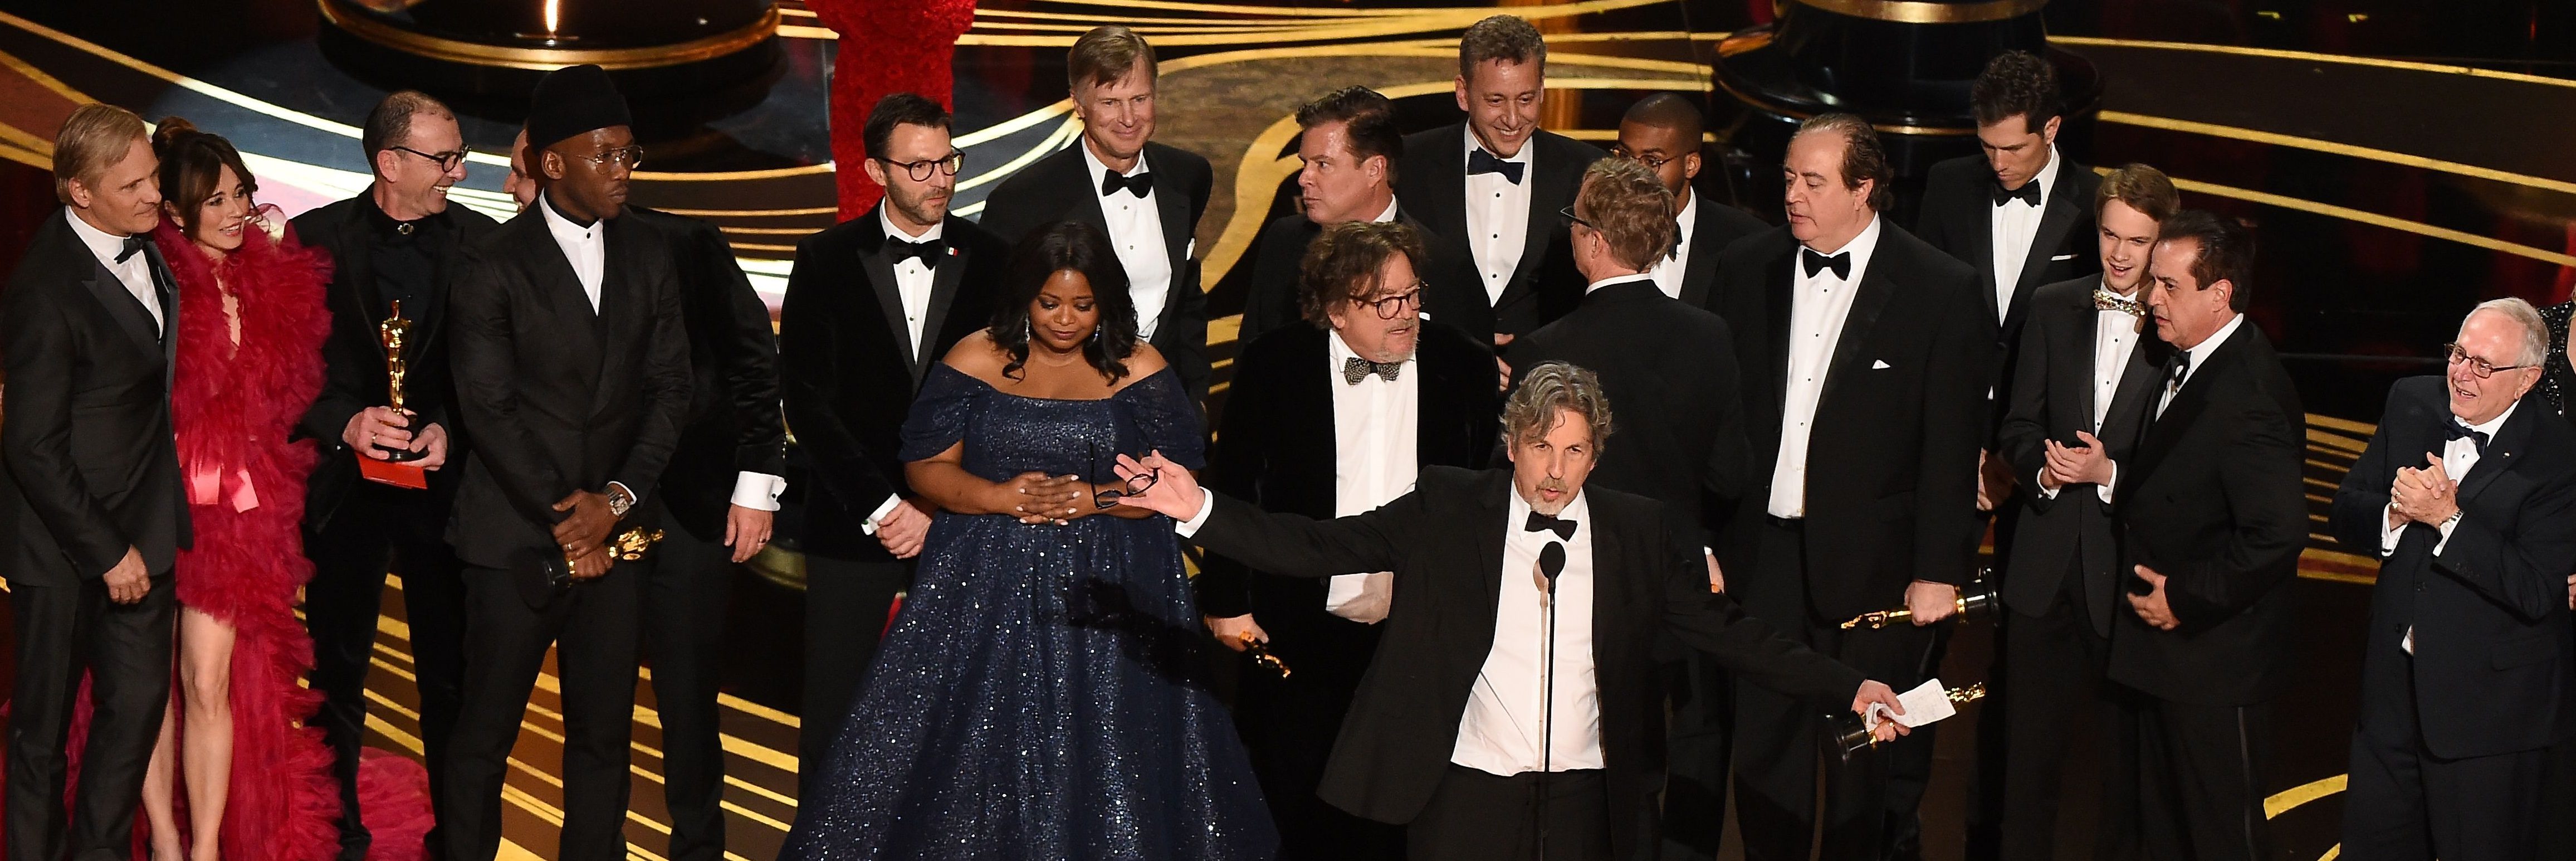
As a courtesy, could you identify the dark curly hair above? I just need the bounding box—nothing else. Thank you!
[1969,51,2061,134]
[990,221,1140,382]
[1299,220,1427,327]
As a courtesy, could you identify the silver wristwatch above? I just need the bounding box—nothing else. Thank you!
[607,486,633,519]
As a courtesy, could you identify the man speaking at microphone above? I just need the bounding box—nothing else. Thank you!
[1116,361,1905,861]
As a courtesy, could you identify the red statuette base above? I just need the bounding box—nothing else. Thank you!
[358,454,428,489]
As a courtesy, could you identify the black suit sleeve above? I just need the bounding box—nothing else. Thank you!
[1164,158,1216,403]
[2162,393,2309,629]
[777,240,898,514]
[448,250,575,526]
[1912,173,1957,256]
[1914,276,1998,584]
[0,286,130,577]
[1997,301,2057,514]
[1192,489,1421,581]
[609,265,695,502]
[2433,471,2576,624]
[1699,319,1751,515]
[1658,526,1867,706]
[292,218,369,447]
[975,174,1044,249]
[685,221,788,476]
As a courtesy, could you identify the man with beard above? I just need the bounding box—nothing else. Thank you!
[438,64,692,861]
[778,92,1008,799]
[292,90,495,860]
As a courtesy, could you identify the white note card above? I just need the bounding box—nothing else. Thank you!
[1866,678,1959,731]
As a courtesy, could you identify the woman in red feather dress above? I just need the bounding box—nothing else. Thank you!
[131,118,344,861]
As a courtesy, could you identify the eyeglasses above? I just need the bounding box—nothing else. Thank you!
[879,150,965,182]
[571,145,646,170]
[1609,146,1676,169]
[1087,439,1160,509]
[1354,285,1425,319]
[1557,205,1595,231]
[390,146,468,172]
[2444,343,2533,380]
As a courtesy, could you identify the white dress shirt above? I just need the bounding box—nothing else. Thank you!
[1170,485,1604,774]
[1767,215,1884,519]
[1989,147,2060,322]
[1322,330,1419,623]
[2381,400,2514,654]
[1453,489,1601,775]
[879,206,944,359]
[1370,194,1400,225]
[65,207,163,333]
[1461,126,1534,306]
[2037,279,2143,505]
[1082,142,1174,340]
[2158,313,2246,418]
[537,193,605,312]
[1648,193,1697,299]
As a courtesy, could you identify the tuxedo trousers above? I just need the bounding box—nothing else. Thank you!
[1995,565,2119,861]
[6,575,175,861]
[443,565,641,861]
[303,482,468,860]
[1731,516,1933,861]
[2339,656,2546,861]
[636,514,736,861]
[1232,607,1404,860]
[1660,649,1735,861]
[1409,765,1610,861]
[799,554,909,801]
[2112,695,2275,861]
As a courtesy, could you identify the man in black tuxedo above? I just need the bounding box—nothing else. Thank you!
[1396,14,1606,349]
[1128,362,1906,861]
[1988,164,2178,861]
[1199,220,1498,860]
[619,202,785,861]
[1700,114,1992,861]
[1513,154,1750,861]
[2105,210,2306,861]
[778,93,1007,799]
[1612,94,1766,308]
[291,90,496,860]
[1,103,187,861]
[979,26,1211,402]
[1236,86,1473,348]
[2330,300,2576,861]
[439,65,693,861]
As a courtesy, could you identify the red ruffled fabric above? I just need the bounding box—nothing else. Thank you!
[0,220,427,861]
[811,0,977,220]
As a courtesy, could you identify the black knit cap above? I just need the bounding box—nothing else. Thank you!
[526,64,632,152]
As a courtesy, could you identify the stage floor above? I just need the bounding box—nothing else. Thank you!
[2,0,2573,858]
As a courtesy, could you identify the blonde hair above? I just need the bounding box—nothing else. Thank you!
[53,103,148,205]
[1577,157,1678,272]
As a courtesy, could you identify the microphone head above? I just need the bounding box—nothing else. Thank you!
[1538,541,1566,584]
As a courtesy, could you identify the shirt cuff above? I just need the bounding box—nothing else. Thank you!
[861,494,902,536]
[2380,503,2404,554]
[607,481,639,505]
[2096,461,2116,505]
[1174,492,1216,537]
[730,471,786,512]
[2433,513,2461,555]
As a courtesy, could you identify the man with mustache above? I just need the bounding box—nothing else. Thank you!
[291,89,496,860]
[1989,163,2178,861]
[778,92,1008,801]
[979,26,1213,403]
[1396,14,1605,349]
[1126,362,1906,861]
[1197,220,1498,860]
[438,64,693,861]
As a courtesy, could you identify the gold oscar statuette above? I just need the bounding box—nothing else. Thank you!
[1841,572,2002,630]
[1828,683,1988,762]
[358,299,430,489]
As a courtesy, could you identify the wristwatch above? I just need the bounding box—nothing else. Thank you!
[606,485,633,519]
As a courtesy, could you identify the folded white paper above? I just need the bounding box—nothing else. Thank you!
[1866,678,1959,731]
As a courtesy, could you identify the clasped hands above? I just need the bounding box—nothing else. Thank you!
[2387,454,2461,532]
[552,489,620,581]
[343,406,448,469]
[2038,432,2115,492]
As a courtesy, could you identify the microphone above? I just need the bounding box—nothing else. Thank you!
[1536,538,1566,861]
[1538,541,1566,593]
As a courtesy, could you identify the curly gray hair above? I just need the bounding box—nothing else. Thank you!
[1504,361,1614,451]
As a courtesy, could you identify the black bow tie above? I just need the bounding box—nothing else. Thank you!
[2445,419,2490,454]
[1993,180,2042,208]
[1467,148,1525,184]
[115,234,150,264]
[1800,248,1850,279]
[1342,356,1402,385]
[889,236,946,269]
[2161,351,2192,390]
[1100,169,1155,198]
[2091,288,2144,318]
[1524,510,1576,541]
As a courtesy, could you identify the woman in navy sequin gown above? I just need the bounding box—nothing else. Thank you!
[780,222,1277,859]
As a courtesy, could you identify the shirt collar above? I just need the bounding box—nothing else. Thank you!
[538,192,600,244]
[2182,313,2247,378]
[2461,398,2519,437]
[1803,212,1883,281]
[878,205,945,243]
[2018,145,2061,205]
[1586,275,1653,294]
[1463,124,1532,164]
[2098,274,2140,301]
[1080,138,1152,181]
[1371,194,1401,224]
[1673,192,1698,239]
[63,206,136,266]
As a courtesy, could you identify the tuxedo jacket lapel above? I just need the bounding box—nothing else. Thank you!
[851,222,915,373]
[1762,250,1796,416]
[75,239,164,360]
[2456,401,2537,503]
[1817,238,1898,411]
[2011,177,2085,330]
[2133,337,2237,487]
[1153,158,1193,270]
[917,221,971,385]
[1966,196,1999,321]
[1419,134,1468,241]
[1679,198,1723,308]
[518,223,604,383]
[1468,471,1510,675]
[2101,325,2165,453]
